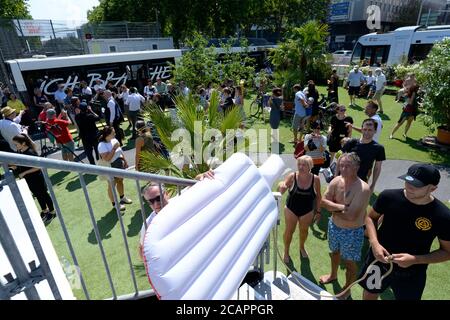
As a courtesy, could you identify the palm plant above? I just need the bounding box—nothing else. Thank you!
[270,20,329,86]
[139,90,244,181]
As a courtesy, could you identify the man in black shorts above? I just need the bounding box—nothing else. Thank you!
[340,118,385,192]
[360,164,450,300]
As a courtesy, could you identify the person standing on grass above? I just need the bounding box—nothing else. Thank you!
[45,108,75,162]
[278,155,322,261]
[292,84,309,144]
[390,84,420,140]
[352,100,383,143]
[11,134,56,224]
[359,164,450,300]
[373,68,386,114]
[268,87,283,130]
[103,90,124,146]
[345,66,365,107]
[74,102,101,165]
[319,152,371,300]
[97,126,133,212]
[340,118,385,193]
[304,121,328,175]
[327,104,353,163]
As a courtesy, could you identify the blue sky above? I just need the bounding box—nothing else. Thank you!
[28,0,100,23]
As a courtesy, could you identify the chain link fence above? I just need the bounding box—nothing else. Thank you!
[0,19,161,86]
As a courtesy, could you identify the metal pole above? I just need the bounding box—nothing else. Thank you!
[426,8,431,26]
[0,208,40,299]
[2,164,62,300]
[417,0,424,25]
[136,180,148,230]
[49,20,58,54]
[77,173,116,299]
[108,177,139,296]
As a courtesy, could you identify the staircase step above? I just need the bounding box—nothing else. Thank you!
[263,271,334,300]
[252,279,290,300]
[231,283,263,300]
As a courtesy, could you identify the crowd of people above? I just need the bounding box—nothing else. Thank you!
[266,69,449,300]
[1,66,449,301]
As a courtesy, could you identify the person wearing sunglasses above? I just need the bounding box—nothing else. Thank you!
[138,170,215,260]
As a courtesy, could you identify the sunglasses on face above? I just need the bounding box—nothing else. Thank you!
[339,109,346,112]
[146,195,161,204]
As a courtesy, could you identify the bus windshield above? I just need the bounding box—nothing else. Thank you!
[351,42,390,67]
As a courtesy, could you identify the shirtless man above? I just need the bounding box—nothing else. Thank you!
[319,152,371,299]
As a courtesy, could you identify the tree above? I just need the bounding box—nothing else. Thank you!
[139,91,244,182]
[87,0,332,46]
[415,38,450,132]
[270,20,330,87]
[170,32,220,91]
[0,0,31,19]
[171,33,256,91]
[393,0,421,27]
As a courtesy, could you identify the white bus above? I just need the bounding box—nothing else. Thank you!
[350,25,450,67]
[4,49,182,105]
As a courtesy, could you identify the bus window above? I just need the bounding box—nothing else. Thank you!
[352,44,390,66]
[408,43,433,62]
[351,43,363,65]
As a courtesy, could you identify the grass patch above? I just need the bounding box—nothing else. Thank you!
[243,86,450,164]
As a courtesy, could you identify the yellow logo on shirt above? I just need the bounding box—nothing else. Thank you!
[415,217,432,231]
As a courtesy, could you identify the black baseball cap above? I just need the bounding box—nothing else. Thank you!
[398,164,440,187]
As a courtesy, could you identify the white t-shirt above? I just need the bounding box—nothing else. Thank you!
[375,73,386,91]
[126,93,145,112]
[371,114,383,142]
[365,75,375,85]
[294,91,307,117]
[139,211,157,246]
[98,138,123,163]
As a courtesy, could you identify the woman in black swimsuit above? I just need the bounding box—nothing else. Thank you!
[279,155,322,262]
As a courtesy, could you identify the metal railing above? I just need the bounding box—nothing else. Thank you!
[0,151,281,300]
[0,151,194,300]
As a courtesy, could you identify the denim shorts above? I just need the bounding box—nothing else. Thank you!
[328,219,364,261]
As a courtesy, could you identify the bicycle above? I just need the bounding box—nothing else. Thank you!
[316,94,337,129]
[249,91,270,119]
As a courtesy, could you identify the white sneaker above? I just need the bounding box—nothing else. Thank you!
[120,196,133,205]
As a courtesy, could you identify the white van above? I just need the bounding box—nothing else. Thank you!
[350,25,450,67]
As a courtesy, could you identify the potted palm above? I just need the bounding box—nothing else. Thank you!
[416,38,450,145]
[269,20,330,116]
[139,91,244,184]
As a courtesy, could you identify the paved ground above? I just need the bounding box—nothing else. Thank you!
[45,142,450,205]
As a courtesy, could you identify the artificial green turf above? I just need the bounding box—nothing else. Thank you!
[244,86,450,164]
[38,86,449,300]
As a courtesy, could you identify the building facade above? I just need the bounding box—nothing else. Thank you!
[328,0,448,51]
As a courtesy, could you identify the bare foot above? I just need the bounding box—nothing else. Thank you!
[300,248,309,259]
[319,274,337,284]
[283,255,291,264]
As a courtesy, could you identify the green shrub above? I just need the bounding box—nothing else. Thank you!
[415,38,450,131]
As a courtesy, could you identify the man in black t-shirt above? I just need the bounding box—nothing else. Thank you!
[360,164,450,300]
[340,118,385,192]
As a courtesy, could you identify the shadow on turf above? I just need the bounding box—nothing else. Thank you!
[65,173,97,192]
[127,209,150,237]
[88,208,120,244]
